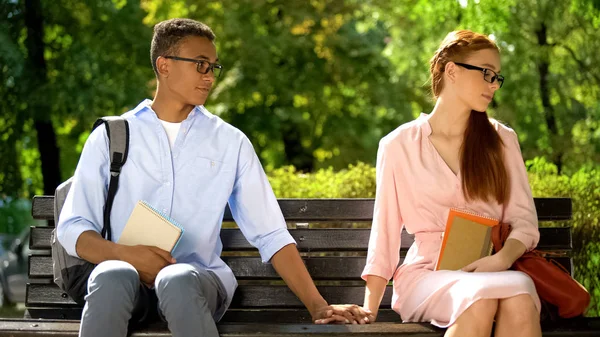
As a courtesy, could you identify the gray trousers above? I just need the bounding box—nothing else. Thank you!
[79,261,227,337]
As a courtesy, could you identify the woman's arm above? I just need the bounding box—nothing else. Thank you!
[500,127,540,251]
[462,126,539,273]
[364,275,389,320]
[360,138,404,321]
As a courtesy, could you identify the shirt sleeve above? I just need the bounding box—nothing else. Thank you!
[361,139,403,281]
[228,136,296,264]
[500,127,540,251]
[56,125,110,258]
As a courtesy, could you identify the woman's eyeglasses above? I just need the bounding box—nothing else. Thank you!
[454,62,504,88]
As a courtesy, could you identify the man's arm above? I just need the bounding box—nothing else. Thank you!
[75,231,175,285]
[271,244,372,324]
[228,136,369,323]
[57,124,173,285]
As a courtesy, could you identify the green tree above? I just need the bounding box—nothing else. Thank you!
[145,0,413,171]
[375,0,600,173]
[0,0,153,197]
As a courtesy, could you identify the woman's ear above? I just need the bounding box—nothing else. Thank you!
[445,62,457,83]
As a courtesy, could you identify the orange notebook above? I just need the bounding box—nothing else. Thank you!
[435,209,500,271]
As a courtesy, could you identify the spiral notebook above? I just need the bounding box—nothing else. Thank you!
[435,208,499,271]
[117,200,184,253]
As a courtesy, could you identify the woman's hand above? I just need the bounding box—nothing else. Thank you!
[461,252,512,273]
[313,304,375,324]
[462,238,528,273]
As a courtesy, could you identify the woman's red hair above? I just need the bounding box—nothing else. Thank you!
[429,30,508,204]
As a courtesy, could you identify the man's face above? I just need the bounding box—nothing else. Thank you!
[159,36,218,106]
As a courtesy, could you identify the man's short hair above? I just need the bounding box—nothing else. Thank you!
[150,18,216,76]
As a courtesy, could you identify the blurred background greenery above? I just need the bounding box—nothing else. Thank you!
[0,0,599,317]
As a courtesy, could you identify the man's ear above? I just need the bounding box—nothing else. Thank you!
[156,56,169,78]
[445,62,457,83]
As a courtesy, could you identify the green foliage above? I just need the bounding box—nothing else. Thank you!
[179,0,412,171]
[376,0,600,174]
[0,197,36,235]
[268,162,376,198]
[2,0,600,198]
[0,0,153,197]
[527,157,600,316]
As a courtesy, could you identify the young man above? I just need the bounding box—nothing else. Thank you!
[57,18,368,337]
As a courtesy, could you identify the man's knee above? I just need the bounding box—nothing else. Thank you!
[155,264,200,298]
[88,260,139,293]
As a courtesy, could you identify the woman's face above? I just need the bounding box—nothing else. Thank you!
[450,48,502,112]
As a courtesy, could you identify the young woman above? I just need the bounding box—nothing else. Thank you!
[360,30,542,337]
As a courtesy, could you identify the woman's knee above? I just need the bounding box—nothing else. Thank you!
[464,298,499,321]
[498,294,539,324]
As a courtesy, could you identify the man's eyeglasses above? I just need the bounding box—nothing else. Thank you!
[163,56,223,78]
[454,62,504,88]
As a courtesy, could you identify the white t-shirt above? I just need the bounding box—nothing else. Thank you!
[159,119,182,149]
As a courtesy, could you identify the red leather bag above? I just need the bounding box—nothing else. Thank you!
[491,223,590,318]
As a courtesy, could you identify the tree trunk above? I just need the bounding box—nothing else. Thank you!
[25,0,61,195]
[536,22,562,173]
[34,121,61,195]
[282,123,314,172]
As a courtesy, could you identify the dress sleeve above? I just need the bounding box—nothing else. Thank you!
[500,127,540,251]
[361,139,403,281]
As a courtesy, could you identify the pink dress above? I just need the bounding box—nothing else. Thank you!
[361,113,541,327]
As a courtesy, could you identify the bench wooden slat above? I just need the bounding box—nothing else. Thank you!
[29,226,573,251]
[26,283,393,308]
[25,307,402,323]
[28,254,573,280]
[30,226,418,251]
[3,317,600,337]
[0,319,445,337]
[32,198,378,222]
[32,196,573,222]
[28,255,392,280]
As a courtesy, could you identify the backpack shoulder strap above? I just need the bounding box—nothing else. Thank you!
[92,117,130,241]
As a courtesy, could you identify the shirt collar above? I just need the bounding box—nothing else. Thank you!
[132,99,208,122]
[419,112,433,136]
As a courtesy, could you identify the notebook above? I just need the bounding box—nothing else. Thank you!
[117,200,184,253]
[435,208,500,271]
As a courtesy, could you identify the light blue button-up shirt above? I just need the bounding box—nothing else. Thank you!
[57,99,296,310]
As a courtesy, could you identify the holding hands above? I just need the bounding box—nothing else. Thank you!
[313,303,375,324]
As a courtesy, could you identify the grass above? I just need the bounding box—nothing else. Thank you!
[0,304,25,318]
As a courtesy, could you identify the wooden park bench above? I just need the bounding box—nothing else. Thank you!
[0,197,599,336]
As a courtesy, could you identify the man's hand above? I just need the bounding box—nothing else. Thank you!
[117,245,175,284]
[461,252,511,273]
[75,231,175,285]
[313,304,375,324]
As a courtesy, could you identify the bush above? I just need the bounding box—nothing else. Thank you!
[0,197,35,235]
[268,158,600,317]
[268,162,376,198]
[527,157,600,317]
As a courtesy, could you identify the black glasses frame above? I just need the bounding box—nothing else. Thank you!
[163,56,223,78]
[454,62,504,88]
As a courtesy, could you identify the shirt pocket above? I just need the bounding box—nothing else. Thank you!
[190,157,235,211]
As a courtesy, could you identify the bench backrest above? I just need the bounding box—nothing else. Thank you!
[26,197,573,320]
